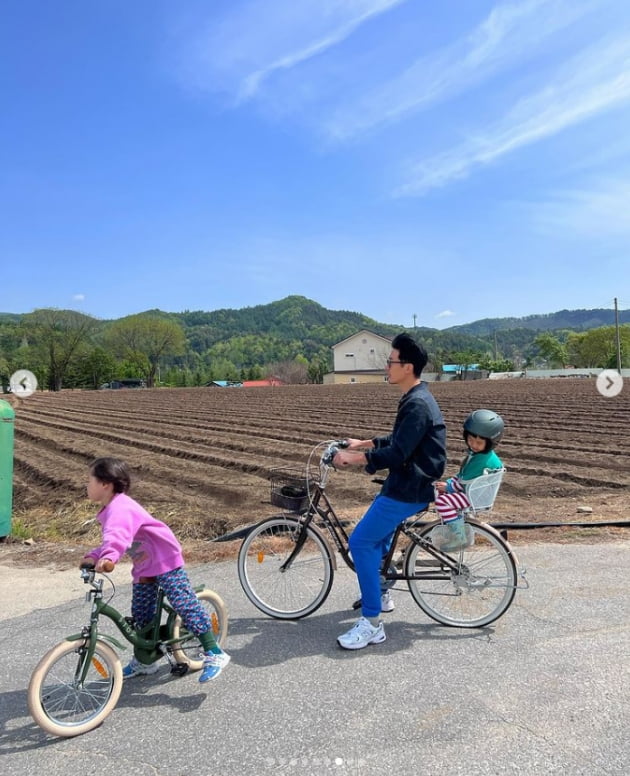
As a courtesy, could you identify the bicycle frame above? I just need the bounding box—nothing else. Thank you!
[69,570,199,682]
[294,480,468,582]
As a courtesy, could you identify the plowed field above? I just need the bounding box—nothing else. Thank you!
[6,378,630,553]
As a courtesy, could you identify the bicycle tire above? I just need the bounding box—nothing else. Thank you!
[405,519,517,628]
[28,639,123,737]
[238,516,334,619]
[171,589,228,670]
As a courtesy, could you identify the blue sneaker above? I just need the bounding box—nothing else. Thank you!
[122,656,160,679]
[199,651,231,683]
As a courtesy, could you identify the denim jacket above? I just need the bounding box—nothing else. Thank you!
[364,382,446,504]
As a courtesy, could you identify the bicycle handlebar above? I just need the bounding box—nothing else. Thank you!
[321,439,349,466]
[79,559,115,581]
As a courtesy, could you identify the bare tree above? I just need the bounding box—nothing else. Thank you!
[266,359,309,384]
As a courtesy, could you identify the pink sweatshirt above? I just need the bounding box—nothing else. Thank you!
[84,492,185,582]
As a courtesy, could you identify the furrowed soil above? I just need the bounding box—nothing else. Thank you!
[2,378,629,567]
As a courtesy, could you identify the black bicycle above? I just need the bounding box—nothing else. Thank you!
[237,441,525,628]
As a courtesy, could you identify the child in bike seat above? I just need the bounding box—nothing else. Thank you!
[434,409,504,550]
[81,457,230,682]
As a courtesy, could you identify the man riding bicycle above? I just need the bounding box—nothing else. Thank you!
[332,332,447,649]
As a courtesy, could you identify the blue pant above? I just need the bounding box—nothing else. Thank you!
[349,495,428,618]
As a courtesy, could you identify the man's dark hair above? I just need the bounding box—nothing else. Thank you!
[391,333,428,377]
[90,457,131,494]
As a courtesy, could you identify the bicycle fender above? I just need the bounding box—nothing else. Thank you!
[65,633,127,651]
[467,517,520,564]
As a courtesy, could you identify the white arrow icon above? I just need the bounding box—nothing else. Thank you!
[596,369,623,398]
[9,369,38,398]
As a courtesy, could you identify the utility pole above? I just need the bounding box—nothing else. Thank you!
[412,314,417,330]
[614,297,622,373]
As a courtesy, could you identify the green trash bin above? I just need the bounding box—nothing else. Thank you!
[0,399,15,538]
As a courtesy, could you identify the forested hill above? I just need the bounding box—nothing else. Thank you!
[447,308,630,337]
[1,297,627,375]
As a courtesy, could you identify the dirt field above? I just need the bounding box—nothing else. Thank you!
[3,378,629,563]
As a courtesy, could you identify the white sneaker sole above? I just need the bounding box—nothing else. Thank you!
[337,631,387,650]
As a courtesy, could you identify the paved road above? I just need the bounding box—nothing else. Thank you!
[2,541,630,776]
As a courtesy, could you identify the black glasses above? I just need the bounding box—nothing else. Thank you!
[386,359,406,367]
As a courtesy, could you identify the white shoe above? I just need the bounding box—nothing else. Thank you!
[199,651,231,683]
[337,617,386,650]
[380,590,395,612]
[122,656,160,679]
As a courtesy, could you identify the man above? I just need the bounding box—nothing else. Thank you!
[333,332,446,649]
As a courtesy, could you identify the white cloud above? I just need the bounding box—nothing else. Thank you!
[324,0,596,141]
[177,0,407,101]
[396,32,630,196]
[72,294,85,302]
[436,310,456,319]
[238,0,407,102]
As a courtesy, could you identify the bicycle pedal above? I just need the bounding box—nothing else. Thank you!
[351,598,362,610]
[170,662,190,677]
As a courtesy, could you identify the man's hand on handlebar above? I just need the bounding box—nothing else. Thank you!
[332,449,367,468]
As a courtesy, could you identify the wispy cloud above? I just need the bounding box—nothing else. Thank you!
[396,33,630,196]
[529,178,630,237]
[324,0,596,141]
[238,0,407,102]
[436,310,456,319]
[72,294,85,302]
[178,0,406,102]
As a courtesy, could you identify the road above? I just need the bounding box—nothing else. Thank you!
[2,541,630,775]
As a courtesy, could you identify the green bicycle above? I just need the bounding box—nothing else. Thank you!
[28,561,228,737]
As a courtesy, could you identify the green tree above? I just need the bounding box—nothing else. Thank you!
[76,346,119,389]
[534,333,568,368]
[307,357,326,384]
[449,350,482,378]
[568,325,630,368]
[21,309,98,390]
[477,355,516,373]
[105,315,186,387]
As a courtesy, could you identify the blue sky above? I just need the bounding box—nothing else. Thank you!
[2,0,630,329]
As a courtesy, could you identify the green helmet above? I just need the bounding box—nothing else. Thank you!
[463,409,504,449]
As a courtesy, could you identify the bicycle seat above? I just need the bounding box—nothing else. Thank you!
[460,468,506,514]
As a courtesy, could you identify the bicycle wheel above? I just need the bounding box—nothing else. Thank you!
[171,589,228,670]
[238,516,334,619]
[405,519,517,628]
[28,639,123,737]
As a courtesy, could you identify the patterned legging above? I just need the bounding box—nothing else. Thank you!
[131,567,212,636]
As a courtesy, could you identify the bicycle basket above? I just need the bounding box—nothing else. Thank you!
[269,467,318,512]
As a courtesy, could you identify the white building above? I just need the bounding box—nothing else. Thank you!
[323,330,392,384]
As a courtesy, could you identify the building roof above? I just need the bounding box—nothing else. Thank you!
[332,329,392,349]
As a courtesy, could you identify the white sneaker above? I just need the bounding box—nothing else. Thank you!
[380,590,395,613]
[199,650,231,683]
[122,656,160,679]
[337,617,386,650]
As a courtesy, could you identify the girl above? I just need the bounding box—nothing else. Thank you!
[82,457,229,682]
[434,409,504,549]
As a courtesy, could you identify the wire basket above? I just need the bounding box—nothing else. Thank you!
[269,467,319,512]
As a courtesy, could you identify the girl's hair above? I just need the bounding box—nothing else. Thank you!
[90,457,131,494]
